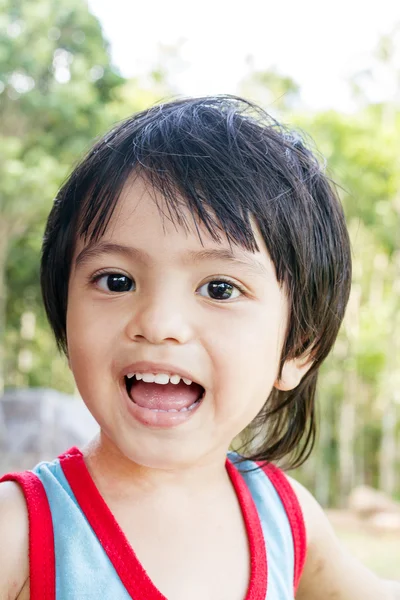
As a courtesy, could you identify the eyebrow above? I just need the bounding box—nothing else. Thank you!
[75,241,270,278]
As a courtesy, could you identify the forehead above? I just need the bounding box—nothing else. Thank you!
[112,176,192,237]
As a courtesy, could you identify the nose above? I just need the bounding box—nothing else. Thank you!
[125,286,194,346]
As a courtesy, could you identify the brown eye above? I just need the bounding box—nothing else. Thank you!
[197,280,241,301]
[96,273,135,293]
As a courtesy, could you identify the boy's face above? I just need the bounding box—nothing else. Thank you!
[67,177,294,469]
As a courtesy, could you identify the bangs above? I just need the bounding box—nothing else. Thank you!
[78,158,259,254]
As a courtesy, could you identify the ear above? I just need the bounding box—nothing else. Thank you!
[274,355,313,392]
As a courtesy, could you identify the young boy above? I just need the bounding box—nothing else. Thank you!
[1,96,399,599]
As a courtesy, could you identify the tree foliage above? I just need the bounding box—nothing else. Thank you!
[0,0,124,392]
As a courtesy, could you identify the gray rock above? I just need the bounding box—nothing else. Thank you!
[348,485,400,518]
[0,388,98,474]
[368,511,400,532]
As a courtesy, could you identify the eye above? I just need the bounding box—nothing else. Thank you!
[197,279,243,301]
[94,273,135,293]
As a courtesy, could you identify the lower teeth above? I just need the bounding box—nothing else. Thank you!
[151,398,201,413]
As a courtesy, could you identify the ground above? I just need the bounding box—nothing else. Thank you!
[328,510,400,581]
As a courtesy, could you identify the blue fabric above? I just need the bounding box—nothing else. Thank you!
[33,454,295,599]
[228,454,295,600]
[33,459,132,599]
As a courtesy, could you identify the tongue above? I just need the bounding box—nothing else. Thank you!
[130,380,203,411]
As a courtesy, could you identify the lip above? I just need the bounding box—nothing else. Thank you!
[121,361,203,387]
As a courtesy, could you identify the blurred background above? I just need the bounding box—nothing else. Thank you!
[1,0,399,579]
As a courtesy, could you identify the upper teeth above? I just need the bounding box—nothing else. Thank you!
[126,373,193,385]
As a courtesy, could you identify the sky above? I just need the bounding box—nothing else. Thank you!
[88,0,400,111]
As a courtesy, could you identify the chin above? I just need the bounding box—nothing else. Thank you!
[110,433,206,471]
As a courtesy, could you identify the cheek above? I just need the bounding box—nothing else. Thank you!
[213,303,285,368]
[210,307,285,415]
[66,292,120,375]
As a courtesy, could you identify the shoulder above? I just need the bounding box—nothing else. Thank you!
[0,481,29,599]
[286,476,395,600]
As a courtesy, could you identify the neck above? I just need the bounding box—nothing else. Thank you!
[82,431,232,501]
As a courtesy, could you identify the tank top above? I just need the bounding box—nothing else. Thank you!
[1,447,306,599]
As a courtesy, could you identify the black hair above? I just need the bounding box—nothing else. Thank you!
[41,95,352,468]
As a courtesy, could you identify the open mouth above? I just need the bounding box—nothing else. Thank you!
[124,374,205,414]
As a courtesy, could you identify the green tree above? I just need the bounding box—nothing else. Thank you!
[239,64,301,115]
[293,105,400,504]
[0,0,124,392]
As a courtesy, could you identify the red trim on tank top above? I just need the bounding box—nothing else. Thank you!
[0,470,56,600]
[257,462,307,594]
[59,447,268,600]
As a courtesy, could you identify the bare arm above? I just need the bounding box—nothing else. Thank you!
[289,477,400,600]
[0,482,29,600]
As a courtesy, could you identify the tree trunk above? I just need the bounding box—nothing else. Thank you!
[379,402,398,496]
[338,284,361,505]
[338,380,357,504]
[0,220,9,396]
[314,407,332,507]
[379,255,400,496]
